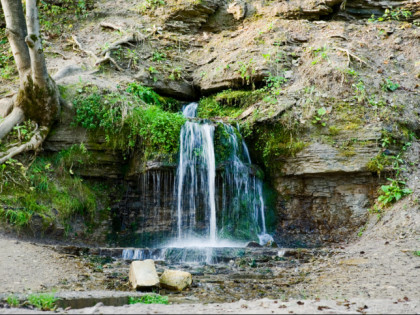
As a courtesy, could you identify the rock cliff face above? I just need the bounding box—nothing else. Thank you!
[39,0,419,246]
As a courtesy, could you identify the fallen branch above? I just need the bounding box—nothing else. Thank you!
[334,47,368,67]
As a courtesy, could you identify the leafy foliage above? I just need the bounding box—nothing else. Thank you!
[381,78,400,92]
[378,179,412,206]
[368,7,412,22]
[312,107,328,127]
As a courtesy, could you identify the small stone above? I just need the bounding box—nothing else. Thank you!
[394,37,402,45]
[284,71,293,79]
[160,270,192,291]
[129,259,160,290]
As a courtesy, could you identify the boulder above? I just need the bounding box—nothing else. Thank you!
[129,260,160,290]
[159,270,192,291]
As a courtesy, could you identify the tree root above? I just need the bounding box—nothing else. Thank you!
[100,33,140,56]
[334,47,368,67]
[0,126,48,164]
[100,22,123,32]
[95,51,124,71]
[0,107,25,141]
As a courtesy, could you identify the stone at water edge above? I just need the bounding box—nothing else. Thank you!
[160,270,192,291]
[246,241,262,248]
[129,259,160,290]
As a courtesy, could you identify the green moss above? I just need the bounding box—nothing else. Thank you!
[197,89,265,119]
[328,125,340,136]
[248,120,306,172]
[19,76,59,126]
[72,84,186,161]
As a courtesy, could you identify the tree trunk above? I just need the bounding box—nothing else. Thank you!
[0,0,60,159]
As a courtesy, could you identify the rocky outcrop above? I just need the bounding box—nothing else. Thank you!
[270,127,386,244]
[44,122,125,179]
[159,0,221,33]
[268,0,342,20]
[129,260,160,290]
[135,68,196,100]
[159,270,192,291]
[227,0,247,20]
[343,0,420,19]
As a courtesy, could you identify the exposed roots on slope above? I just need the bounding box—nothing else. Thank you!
[0,125,48,164]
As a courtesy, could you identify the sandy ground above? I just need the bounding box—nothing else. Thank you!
[0,235,84,294]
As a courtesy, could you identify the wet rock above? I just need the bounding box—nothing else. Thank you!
[246,241,262,248]
[129,260,160,290]
[159,270,192,291]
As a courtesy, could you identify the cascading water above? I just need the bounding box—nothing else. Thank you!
[168,102,273,247]
[121,102,274,262]
[174,102,218,245]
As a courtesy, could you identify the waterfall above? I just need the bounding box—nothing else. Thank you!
[175,103,217,244]
[169,102,273,247]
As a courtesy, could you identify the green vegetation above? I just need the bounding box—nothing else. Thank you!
[0,145,114,233]
[308,45,329,65]
[370,133,414,209]
[378,179,412,206]
[238,59,256,87]
[368,7,412,22]
[39,0,93,35]
[137,0,166,13]
[414,251,420,257]
[311,107,328,127]
[128,295,169,305]
[381,78,400,92]
[27,293,58,311]
[6,295,20,307]
[0,29,15,80]
[73,84,185,159]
